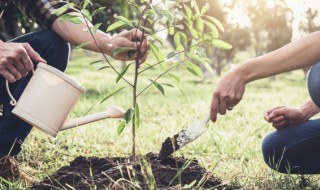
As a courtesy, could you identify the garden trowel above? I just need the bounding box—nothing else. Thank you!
[158,112,211,158]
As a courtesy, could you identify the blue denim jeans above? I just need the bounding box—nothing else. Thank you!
[262,62,320,174]
[0,30,69,156]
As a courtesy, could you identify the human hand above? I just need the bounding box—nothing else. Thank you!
[264,106,308,128]
[210,69,246,122]
[0,42,46,83]
[106,29,148,65]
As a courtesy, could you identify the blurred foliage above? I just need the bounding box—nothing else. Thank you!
[0,0,319,77]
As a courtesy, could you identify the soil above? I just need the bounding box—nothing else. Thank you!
[32,153,233,190]
[158,136,179,158]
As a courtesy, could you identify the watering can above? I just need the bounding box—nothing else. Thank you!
[5,62,125,137]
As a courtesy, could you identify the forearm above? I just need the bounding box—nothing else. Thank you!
[51,12,112,55]
[300,99,320,120]
[237,32,320,83]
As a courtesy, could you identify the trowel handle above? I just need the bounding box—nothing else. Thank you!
[201,112,211,125]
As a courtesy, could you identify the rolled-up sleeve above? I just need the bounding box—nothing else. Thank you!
[11,0,78,30]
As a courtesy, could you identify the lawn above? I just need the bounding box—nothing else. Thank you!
[7,49,320,189]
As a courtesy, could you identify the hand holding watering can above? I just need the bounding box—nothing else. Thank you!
[6,62,124,137]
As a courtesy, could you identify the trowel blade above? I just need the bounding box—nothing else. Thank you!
[159,112,210,158]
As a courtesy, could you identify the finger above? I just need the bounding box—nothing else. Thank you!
[131,29,143,41]
[0,70,16,83]
[269,115,285,123]
[5,62,22,81]
[139,35,148,53]
[266,106,285,116]
[272,120,287,129]
[13,57,28,77]
[210,94,219,122]
[267,109,286,120]
[23,43,47,65]
[219,97,227,115]
[139,52,148,65]
[226,100,234,111]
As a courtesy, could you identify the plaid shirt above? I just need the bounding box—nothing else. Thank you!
[0,0,78,30]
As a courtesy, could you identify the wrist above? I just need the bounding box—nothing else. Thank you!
[95,31,112,55]
[233,65,251,84]
[300,100,320,120]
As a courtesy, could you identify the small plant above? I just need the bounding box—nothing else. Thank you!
[57,0,232,159]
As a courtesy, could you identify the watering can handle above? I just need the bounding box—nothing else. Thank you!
[6,69,35,106]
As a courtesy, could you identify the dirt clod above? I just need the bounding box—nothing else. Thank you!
[32,153,232,190]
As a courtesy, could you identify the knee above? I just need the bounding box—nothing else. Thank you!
[261,132,289,173]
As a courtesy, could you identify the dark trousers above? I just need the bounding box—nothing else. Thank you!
[262,63,320,174]
[0,30,69,156]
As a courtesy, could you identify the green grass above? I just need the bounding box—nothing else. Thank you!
[7,50,320,189]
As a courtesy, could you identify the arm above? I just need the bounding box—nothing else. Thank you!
[210,32,320,122]
[264,99,320,128]
[51,12,148,64]
[240,32,320,83]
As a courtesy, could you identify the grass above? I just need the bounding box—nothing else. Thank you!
[5,49,320,189]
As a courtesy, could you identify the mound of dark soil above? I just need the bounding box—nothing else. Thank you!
[32,153,231,190]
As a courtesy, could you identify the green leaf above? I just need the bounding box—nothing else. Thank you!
[81,9,92,21]
[124,108,134,123]
[185,61,203,78]
[100,87,126,103]
[75,42,91,49]
[117,121,126,135]
[168,25,174,35]
[97,66,111,71]
[166,51,177,59]
[161,10,174,24]
[203,20,219,38]
[168,73,181,83]
[53,4,69,15]
[135,103,140,128]
[115,15,133,27]
[189,54,205,64]
[201,6,209,15]
[183,180,197,189]
[150,34,164,47]
[203,62,214,74]
[151,5,163,19]
[183,4,193,20]
[116,63,132,83]
[203,15,225,33]
[107,21,126,32]
[92,23,102,33]
[174,32,181,50]
[149,42,164,63]
[211,39,233,50]
[82,0,92,9]
[186,23,198,38]
[59,14,82,24]
[91,7,106,17]
[139,26,154,34]
[89,60,102,65]
[161,83,174,88]
[111,47,134,57]
[196,16,204,32]
[149,79,165,95]
[180,32,188,46]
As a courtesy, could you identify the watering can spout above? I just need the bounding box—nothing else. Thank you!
[61,105,125,131]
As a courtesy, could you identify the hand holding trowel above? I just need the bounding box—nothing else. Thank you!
[159,112,211,158]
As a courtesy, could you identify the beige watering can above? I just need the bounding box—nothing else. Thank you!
[5,62,125,137]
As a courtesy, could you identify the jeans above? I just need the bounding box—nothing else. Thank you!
[262,62,320,174]
[0,30,69,156]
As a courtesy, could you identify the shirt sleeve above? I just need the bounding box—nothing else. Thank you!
[11,0,78,30]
